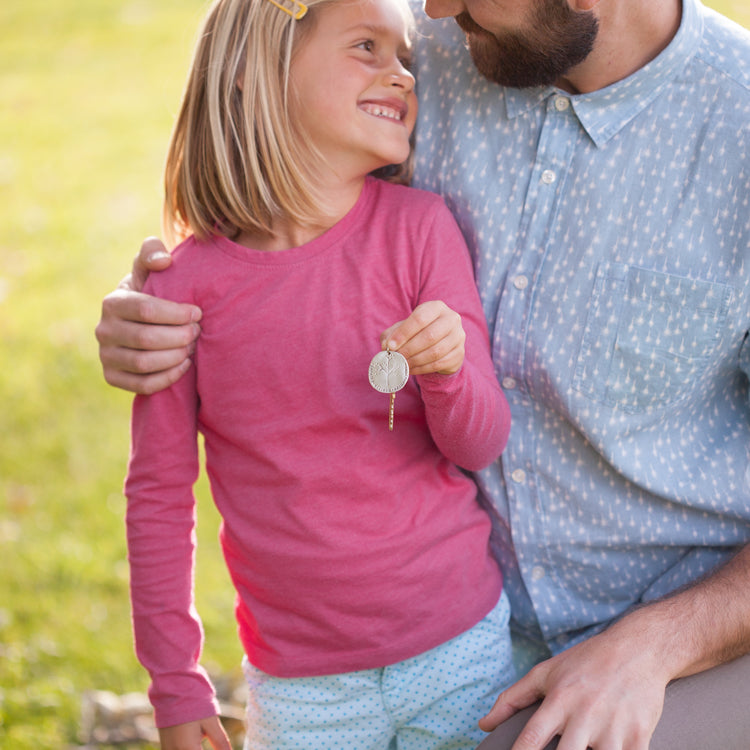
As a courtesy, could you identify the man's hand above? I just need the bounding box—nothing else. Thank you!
[480,547,750,750]
[96,237,202,395]
[480,621,670,750]
[158,715,232,750]
[381,300,466,375]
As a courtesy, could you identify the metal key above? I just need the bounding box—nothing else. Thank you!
[368,349,409,431]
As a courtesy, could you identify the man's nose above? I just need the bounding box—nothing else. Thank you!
[423,0,466,19]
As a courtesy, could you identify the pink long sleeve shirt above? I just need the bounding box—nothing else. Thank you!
[125,177,511,728]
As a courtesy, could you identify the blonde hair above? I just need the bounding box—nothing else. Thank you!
[163,0,414,247]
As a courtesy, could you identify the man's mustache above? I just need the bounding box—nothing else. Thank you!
[454,10,490,36]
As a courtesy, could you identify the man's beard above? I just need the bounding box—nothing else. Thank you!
[456,0,598,89]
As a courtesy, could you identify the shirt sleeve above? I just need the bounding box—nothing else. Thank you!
[413,200,511,470]
[124,278,219,728]
[740,332,750,408]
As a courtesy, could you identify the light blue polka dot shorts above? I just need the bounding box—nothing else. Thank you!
[242,590,514,750]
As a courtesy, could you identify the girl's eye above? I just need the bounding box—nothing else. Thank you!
[357,40,375,53]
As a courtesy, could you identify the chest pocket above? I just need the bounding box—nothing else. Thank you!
[573,262,733,414]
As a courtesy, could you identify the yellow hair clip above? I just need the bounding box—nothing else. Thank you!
[267,0,308,20]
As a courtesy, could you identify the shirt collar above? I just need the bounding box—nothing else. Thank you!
[504,0,703,148]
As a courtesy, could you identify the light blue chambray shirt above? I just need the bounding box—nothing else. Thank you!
[410,0,750,666]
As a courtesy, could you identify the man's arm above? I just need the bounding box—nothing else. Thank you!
[95,237,202,395]
[480,545,750,750]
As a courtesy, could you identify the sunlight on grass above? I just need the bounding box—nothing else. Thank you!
[1,1,238,747]
[1,1,748,747]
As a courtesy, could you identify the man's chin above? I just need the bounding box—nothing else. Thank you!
[456,17,554,89]
[453,6,598,90]
[464,35,557,89]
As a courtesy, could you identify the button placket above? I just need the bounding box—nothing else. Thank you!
[511,468,526,484]
[541,169,556,185]
[493,93,580,643]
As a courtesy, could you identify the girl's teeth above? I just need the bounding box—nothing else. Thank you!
[365,105,400,120]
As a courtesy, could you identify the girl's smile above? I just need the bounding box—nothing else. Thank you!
[359,98,409,122]
[289,0,417,184]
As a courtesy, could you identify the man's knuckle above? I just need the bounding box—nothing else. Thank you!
[516,724,548,749]
[130,349,153,373]
[134,297,156,324]
[630,714,658,745]
[94,321,107,345]
[130,329,151,350]
[98,347,116,369]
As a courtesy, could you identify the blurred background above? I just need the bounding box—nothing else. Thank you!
[1,1,749,748]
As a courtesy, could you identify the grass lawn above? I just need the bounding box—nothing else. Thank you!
[1,1,748,748]
[1,1,238,748]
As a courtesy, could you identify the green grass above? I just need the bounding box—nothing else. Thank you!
[1,1,748,748]
[0,2,238,748]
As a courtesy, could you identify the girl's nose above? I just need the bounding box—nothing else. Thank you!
[385,65,415,92]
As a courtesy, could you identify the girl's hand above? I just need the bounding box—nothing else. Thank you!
[158,715,232,749]
[381,300,466,376]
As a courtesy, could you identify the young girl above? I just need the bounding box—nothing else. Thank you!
[124,0,515,748]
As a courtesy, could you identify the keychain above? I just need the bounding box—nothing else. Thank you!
[368,349,409,431]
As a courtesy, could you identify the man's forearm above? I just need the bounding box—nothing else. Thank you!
[619,544,750,680]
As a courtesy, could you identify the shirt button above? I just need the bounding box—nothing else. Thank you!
[511,468,526,484]
[513,275,529,290]
[554,95,570,111]
[502,377,517,390]
[531,565,546,581]
[541,169,556,185]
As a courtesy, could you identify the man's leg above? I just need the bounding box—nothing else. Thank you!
[650,652,750,749]
[476,653,750,750]
[476,705,555,750]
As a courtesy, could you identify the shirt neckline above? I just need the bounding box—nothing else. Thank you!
[209,177,376,265]
[504,0,702,148]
